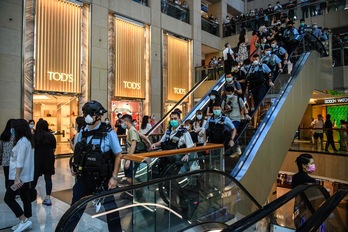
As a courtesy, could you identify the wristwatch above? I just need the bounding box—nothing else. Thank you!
[111,175,118,180]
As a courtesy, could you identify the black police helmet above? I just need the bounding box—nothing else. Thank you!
[82,100,107,117]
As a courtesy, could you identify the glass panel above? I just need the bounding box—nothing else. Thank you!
[161,1,190,24]
[320,195,348,231]
[201,17,220,37]
[57,170,261,231]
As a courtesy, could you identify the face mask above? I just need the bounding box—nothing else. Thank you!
[307,164,316,173]
[10,128,15,135]
[226,94,233,99]
[263,38,267,43]
[213,110,221,117]
[84,115,94,125]
[271,43,277,48]
[265,51,271,56]
[244,65,250,69]
[29,124,34,129]
[210,95,216,101]
[121,123,127,129]
[226,77,232,82]
[170,120,179,128]
[105,120,110,125]
[253,60,259,66]
[184,126,190,130]
[232,67,238,71]
[300,22,305,26]
[313,25,318,29]
[197,115,203,120]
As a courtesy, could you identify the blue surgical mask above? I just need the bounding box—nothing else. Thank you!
[170,120,179,128]
[226,77,233,82]
[121,123,127,129]
[265,51,271,56]
[29,124,34,129]
[244,65,250,69]
[210,95,216,100]
[197,115,203,120]
[226,94,233,99]
[213,110,221,117]
[10,128,15,135]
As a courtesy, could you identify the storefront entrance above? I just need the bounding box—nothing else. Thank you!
[111,100,142,128]
[33,94,78,155]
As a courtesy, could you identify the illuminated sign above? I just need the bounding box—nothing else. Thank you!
[174,88,186,94]
[324,98,348,104]
[123,81,141,90]
[48,71,73,83]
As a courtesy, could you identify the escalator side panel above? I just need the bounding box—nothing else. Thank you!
[236,52,330,204]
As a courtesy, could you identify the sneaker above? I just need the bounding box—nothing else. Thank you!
[11,221,20,231]
[42,198,52,206]
[236,146,242,155]
[13,218,32,232]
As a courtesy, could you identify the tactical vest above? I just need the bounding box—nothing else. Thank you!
[73,123,114,178]
[263,55,276,70]
[206,116,231,144]
[161,127,187,150]
[249,64,267,87]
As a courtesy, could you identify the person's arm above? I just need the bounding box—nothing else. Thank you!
[109,152,122,189]
[139,133,152,150]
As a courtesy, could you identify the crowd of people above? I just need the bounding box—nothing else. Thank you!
[223,0,345,36]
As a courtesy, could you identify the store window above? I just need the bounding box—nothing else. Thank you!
[111,100,142,130]
[33,94,78,155]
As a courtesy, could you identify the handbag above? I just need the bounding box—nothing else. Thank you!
[189,154,200,171]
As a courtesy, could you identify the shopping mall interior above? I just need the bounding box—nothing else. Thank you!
[0,0,347,231]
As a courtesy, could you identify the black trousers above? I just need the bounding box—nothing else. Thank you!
[3,166,10,189]
[325,133,337,151]
[4,181,32,218]
[65,176,122,231]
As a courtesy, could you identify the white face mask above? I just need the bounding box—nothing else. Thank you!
[84,115,94,124]
[105,120,110,125]
[184,125,191,130]
[271,43,277,48]
[133,122,137,126]
[253,60,259,66]
[29,124,34,129]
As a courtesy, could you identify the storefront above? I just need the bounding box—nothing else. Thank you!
[108,16,150,127]
[25,0,90,155]
[162,33,192,117]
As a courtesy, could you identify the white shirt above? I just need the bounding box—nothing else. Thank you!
[311,118,324,133]
[222,96,245,122]
[10,137,34,183]
[223,47,234,61]
[160,127,194,149]
[193,120,207,144]
[140,123,152,135]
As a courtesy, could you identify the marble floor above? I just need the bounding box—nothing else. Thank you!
[0,157,109,232]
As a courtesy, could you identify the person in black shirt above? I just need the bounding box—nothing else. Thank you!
[292,153,316,188]
[324,114,337,152]
[291,153,317,228]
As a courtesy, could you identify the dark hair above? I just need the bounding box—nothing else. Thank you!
[35,119,52,145]
[170,111,181,119]
[231,60,239,66]
[185,119,194,127]
[295,153,313,172]
[225,86,235,93]
[243,59,251,65]
[141,115,150,130]
[224,43,229,48]
[13,119,34,148]
[28,119,35,124]
[238,28,246,45]
[326,114,331,120]
[252,54,260,58]
[122,114,133,123]
[75,116,86,132]
[212,102,222,108]
[0,119,16,142]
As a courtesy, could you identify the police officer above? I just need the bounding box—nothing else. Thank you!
[69,100,122,231]
[262,44,283,78]
[204,102,237,153]
[247,54,274,108]
[151,111,194,174]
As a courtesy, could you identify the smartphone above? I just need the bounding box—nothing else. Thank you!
[10,182,22,191]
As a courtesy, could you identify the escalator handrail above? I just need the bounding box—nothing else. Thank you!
[297,189,348,232]
[145,70,215,136]
[222,184,331,232]
[55,169,262,231]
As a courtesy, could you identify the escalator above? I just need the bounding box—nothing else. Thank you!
[147,33,330,205]
[223,184,347,232]
[55,170,262,231]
